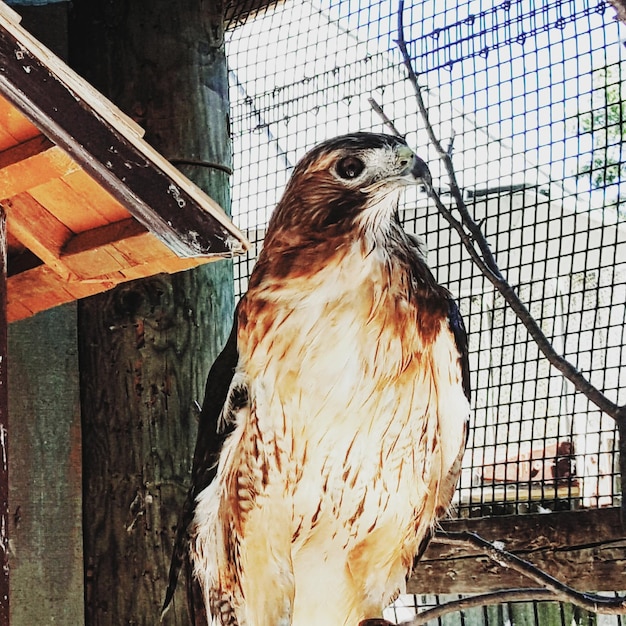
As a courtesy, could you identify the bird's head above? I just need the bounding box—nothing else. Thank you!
[264,133,431,244]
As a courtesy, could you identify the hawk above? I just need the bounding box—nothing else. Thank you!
[163,132,470,626]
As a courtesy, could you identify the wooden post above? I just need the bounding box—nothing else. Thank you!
[0,207,9,626]
[70,2,233,624]
[4,8,84,625]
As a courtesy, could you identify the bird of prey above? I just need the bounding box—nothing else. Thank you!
[163,132,471,626]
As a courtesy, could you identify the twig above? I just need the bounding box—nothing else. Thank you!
[398,589,623,626]
[434,532,626,614]
[368,98,404,139]
[394,531,626,625]
[390,0,626,517]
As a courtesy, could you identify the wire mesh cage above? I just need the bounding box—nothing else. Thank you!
[383,592,626,625]
[223,0,626,619]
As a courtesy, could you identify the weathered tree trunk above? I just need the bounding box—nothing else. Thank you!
[70,2,233,623]
[0,207,9,626]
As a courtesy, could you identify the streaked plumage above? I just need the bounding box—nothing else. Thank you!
[164,132,471,626]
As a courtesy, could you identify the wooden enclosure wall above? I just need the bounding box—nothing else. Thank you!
[6,6,84,625]
[8,304,83,624]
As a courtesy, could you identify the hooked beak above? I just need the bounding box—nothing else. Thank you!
[397,146,432,187]
[410,154,432,187]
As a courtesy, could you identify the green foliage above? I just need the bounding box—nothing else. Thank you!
[576,66,626,190]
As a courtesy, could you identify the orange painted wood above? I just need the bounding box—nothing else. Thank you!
[63,170,130,226]
[6,297,31,322]
[8,265,74,315]
[0,135,52,170]
[63,280,116,301]
[62,218,159,277]
[62,217,146,256]
[0,0,246,324]
[0,128,17,154]
[111,232,171,266]
[28,177,112,233]
[60,218,213,281]
[5,193,74,278]
[61,245,128,279]
[5,229,24,257]
[0,94,39,145]
[0,144,80,200]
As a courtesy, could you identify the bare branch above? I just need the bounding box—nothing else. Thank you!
[391,531,626,626]
[392,0,625,428]
[398,590,556,626]
[368,98,404,139]
[398,588,625,626]
[432,532,626,614]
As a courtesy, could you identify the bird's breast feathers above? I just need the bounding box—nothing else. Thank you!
[191,238,469,624]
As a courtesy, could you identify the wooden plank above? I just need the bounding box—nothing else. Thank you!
[62,217,147,256]
[7,264,74,314]
[5,298,31,323]
[8,304,84,625]
[61,218,157,278]
[0,129,17,155]
[0,144,79,200]
[62,170,131,225]
[5,249,207,323]
[62,280,116,302]
[0,206,9,626]
[0,17,248,257]
[28,176,112,233]
[60,246,127,280]
[5,193,74,279]
[0,94,40,147]
[0,4,21,26]
[61,218,210,280]
[111,229,177,266]
[0,135,52,170]
[408,508,626,594]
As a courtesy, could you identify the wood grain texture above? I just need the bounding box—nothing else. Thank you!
[8,304,84,625]
[0,208,8,626]
[0,9,246,258]
[79,269,234,625]
[72,1,235,623]
[409,508,626,594]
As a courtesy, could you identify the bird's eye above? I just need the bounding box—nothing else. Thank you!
[336,156,365,180]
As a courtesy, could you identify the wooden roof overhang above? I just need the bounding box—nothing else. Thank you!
[0,3,249,322]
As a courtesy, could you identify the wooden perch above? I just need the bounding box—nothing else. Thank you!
[401,532,626,626]
[410,508,626,594]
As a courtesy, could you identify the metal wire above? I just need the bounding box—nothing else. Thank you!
[224,0,626,555]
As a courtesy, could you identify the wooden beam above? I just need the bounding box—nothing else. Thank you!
[0,134,52,170]
[0,94,40,149]
[60,218,149,278]
[408,508,626,594]
[63,217,150,255]
[0,141,78,200]
[5,193,74,279]
[0,205,9,625]
[0,14,248,257]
